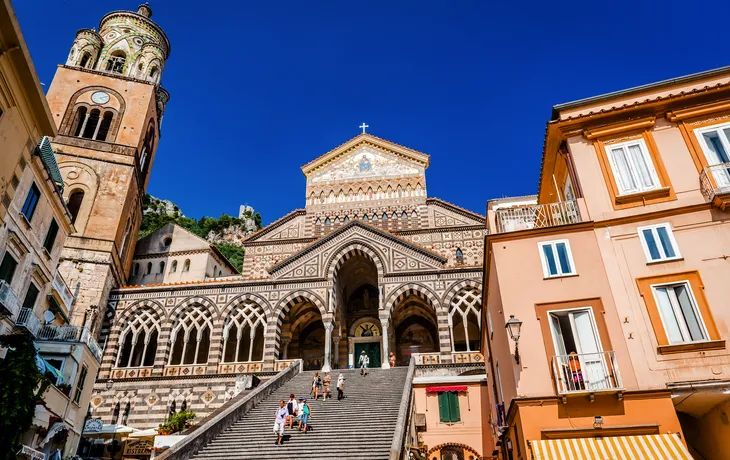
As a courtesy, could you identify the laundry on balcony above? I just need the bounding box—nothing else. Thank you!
[35,355,65,384]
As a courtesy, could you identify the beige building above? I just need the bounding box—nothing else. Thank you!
[483,66,730,460]
[0,0,101,458]
[128,223,237,286]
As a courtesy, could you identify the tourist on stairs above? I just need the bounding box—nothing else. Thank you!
[389,352,396,368]
[273,400,288,445]
[322,372,332,400]
[337,373,345,400]
[299,398,311,433]
[286,394,297,429]
[359,350,370,376]
[312,371,322,399]
[295,397,305,428]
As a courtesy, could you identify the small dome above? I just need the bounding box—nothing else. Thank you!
[137,3,152,18]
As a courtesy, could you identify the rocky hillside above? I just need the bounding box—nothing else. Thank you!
[139,194,262,272]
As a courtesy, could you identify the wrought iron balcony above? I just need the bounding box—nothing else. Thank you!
[37,324,103,362]
[0,280,21,319]
[552,351,623,394]
[494,200,582,233]
[15,308,41,337]
[51,272,75,311]
[700,162,730,210]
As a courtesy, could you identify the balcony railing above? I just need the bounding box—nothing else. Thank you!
[37,325,103,362]
[495,200,582,233]
[552,351,622,394]
[0,280,21,319]
[51,272,75,311]
[15,308,41,337]
[700,162,730,208]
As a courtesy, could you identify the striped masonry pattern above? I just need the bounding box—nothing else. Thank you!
[530,434,693,460]
[326,244,385,280]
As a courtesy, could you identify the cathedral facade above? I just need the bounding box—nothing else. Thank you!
[91,133,486,428]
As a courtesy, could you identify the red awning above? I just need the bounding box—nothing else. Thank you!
[425,385,467,393]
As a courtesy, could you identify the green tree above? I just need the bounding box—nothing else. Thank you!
[215,243,245,272]
[0,334,50,459]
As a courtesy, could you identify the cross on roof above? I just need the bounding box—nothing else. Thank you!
[359,122,369,134]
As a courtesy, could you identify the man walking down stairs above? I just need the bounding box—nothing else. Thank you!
[190,367,409,460]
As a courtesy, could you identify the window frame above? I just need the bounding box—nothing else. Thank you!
[537,239,576,278]
[0,252,18,284]
[650,280,708,345]
[21,183,41,222]
[604,138,661,196]
[693,121,730,165]
[637,223,681,263]
[73,365,88,405]
[43,218,59,253]
[22,282,40,310]
[437,391,461,424]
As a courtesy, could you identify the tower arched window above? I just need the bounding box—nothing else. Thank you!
[183,259,190,272]
[146,262,152,275]
[106,50,126,74]
[133,263,140,277]
[149,66,158,79]
[168,304,214,365]
[324,217,331,225]
[72,107,87,137]
[66,189,84,225]
[81,109,101,139]
[456,248,464,264]
[115,307,161,368]
[159,261,165,274]
[95,111,114,141]
[343,216,349,223]
[170,260,178,273]
[78,52,91,69]
[222,301,266,363]
[382,213,388,221]
[363,215,368,222]
[449,288,482,352]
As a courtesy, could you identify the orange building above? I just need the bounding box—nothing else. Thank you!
[483,66,730,459]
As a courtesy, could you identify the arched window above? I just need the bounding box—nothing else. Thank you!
[122,402,130,425]
[213,265,218,277]
[140,124,155,174]
[392,212,398,220]
[449,288,481,352]
[66,190,84,225]
[95,111,114,142]
[149,66,158,79]
[455,248,464,264]
[112,403,120,424]
[372,213,378,221]
[183,259,190,272]
[72,107,87,137]
[133,263,140,277]
[79,52,91,68]
[146,262,152,275]
[324,217,331,225]
[401,211,408,219]
[168,304,214,365]
[315,217,321,225]
[222,301,266,362]
[106,50,126,74]
[168,401,176,417]
[115,307,161,368]
[159,261,165,274]
[170,260,178,273]
[81,109,100,139]
[363,215,368,222]
[343,216,349,224]
[382,213,388,221]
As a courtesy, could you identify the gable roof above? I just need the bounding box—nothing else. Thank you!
[301,133,430,177]
[427,198,486,223]
[267,219,447,275]
[242,209,306,243]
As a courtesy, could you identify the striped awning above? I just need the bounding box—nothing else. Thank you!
[530,434,692,459]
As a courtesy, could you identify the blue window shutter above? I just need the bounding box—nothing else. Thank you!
[656,227,675,258]
[542,245,558,275]
[642,229,660,260]
[556,242,571,274]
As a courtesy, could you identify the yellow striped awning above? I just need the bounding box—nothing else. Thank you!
[530,434,692,460]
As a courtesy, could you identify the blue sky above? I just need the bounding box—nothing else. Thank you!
[14,0,730,225]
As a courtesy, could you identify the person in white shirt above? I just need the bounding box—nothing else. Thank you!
[273,400,288,445]
[286,393,297,429]
[358,350,369,376]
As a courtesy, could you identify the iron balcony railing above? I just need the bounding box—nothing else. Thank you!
[0,280,21,319]
[51,272,75,311]
[15,308,41,337]
[699,162,730,203]
[37,325,103,362]
[495,200,582,233]
[552,351,623,394]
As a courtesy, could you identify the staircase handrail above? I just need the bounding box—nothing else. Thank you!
[156,359,303,460]
[389,357,416,460]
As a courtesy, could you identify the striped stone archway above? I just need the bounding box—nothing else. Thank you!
[264,290,328,370]
[324,240,387,281]
[164,296,219,373]
[442,279,482,308]
[214,293,272,369]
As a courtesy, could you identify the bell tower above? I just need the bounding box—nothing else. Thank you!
[45,3,171,331]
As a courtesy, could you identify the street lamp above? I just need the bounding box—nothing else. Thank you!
[505,315,523,364]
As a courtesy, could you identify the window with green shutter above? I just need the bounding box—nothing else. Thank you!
[437,391,461,423]
[43,218,59,252]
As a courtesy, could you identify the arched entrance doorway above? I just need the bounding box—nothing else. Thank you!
[392,293,439,366]
[279,297,325,370]
[332,250,382,369]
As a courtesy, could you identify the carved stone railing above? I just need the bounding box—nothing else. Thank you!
[51,272,75,311]
[217,361,264,374]
[495,199,582,233]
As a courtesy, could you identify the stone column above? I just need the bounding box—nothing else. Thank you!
[281,339,290,360]
[322,321,334,372]
[333,336,341,369]
[380,317,390,368]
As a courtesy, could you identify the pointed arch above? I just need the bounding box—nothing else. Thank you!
[168,303,215,365]
[324,241,387,281]
[385,282,443,315]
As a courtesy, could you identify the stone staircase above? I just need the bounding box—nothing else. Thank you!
[190,367,410,460]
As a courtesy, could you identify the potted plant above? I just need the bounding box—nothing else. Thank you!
[158,410,195,435]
